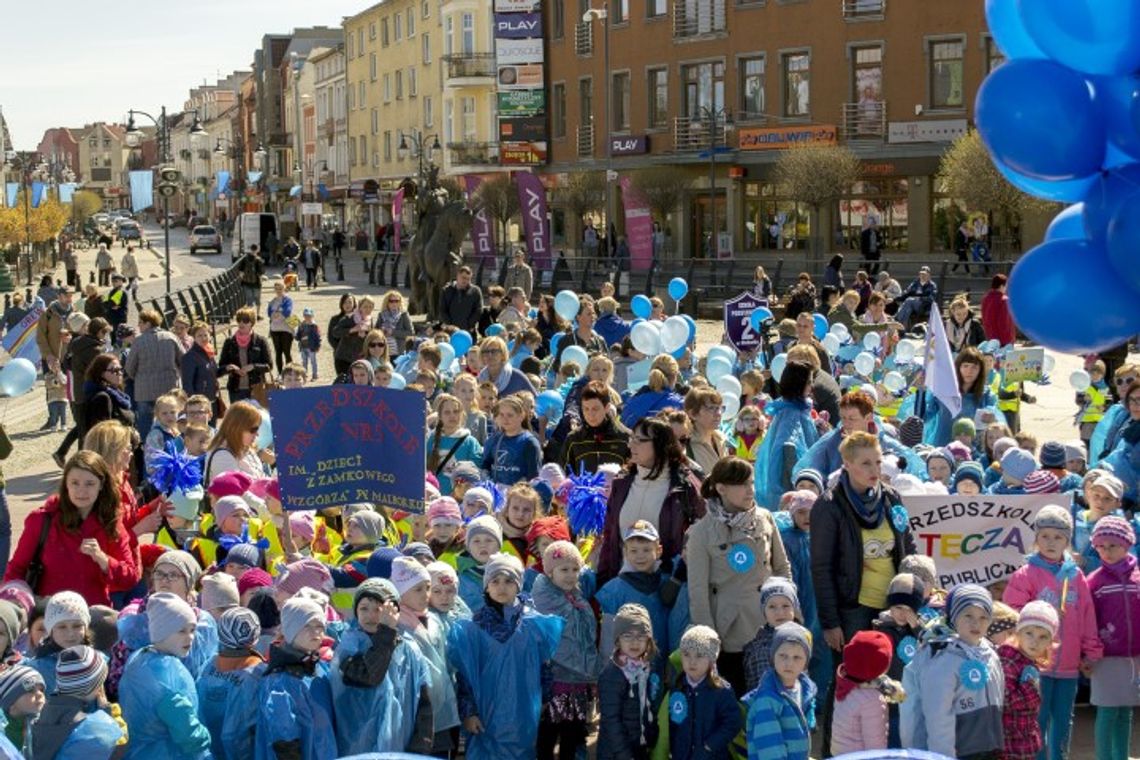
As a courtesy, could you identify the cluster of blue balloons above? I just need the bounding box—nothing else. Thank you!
[979,0,1140,353]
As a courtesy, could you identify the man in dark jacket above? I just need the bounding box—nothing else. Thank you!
[895,266,938,327]
[103,274,129,339]
[561,381,630,474]
[439,266,483,331]
[237,245,266,316]
[54,316,111,465]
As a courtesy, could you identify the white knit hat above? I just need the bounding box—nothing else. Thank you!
[45,592,90,634]
[280,597,325,646]
[390,557,432,598]
[147,592,197,645]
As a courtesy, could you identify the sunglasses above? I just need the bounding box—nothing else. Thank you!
[369,342,385,348]
[237,319,253,325]
[1115,376,1136,386]
[105,367,123,374]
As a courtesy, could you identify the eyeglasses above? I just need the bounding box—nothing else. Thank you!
[152,569,185,583]
[1128,397,1140,407]
[703,405,726,414]
[482,349,502,356]
[1116,376,1137,386]
[369,342,385,348]
[105,367,123,374]
[387,299,400,304]
[237,319,253,325]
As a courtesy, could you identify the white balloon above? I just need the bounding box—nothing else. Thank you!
[883,371,907,393]
[722,394,741,421]
[438,342,456,368]
[821,334,841,356]
[1070,369,1091,393]
[706,356,732,386]
[716,375,742,399]
[895,340,917,363]
[863,331,881,350]
[707,345,736,364]
[561,345,589,371]
[770,353,787,382]
[854,351,876,377]
[387,373,407,390]
[1043,354,1056,374]
[630,322,662,356]
[829,322,850,340]
[660,316,690,353]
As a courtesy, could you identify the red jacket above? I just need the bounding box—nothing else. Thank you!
[4,496,139,606]
[999,643,1043,760]
[980,289,1016,346]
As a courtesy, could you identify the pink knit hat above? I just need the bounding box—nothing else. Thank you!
[288,512,316,543]
[780,490,818,517]
[207,471,254,499]
[1092,515,1136,549]
[237,568,273,597]
[1022,470,1060,494]
[427,497,463,527]
[275,558,333,595]
[1016,600,1059,638]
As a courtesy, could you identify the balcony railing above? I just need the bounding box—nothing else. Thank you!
[448,142,499,166]
[577,124,594,158]
[673,115,730,152]
[842,0,885,19]
[575,21,593,55]
[443,53,496,81]
[842,100,887,141]
[673,0,726,39]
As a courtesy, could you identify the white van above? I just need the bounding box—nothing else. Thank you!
[232,212,279,262]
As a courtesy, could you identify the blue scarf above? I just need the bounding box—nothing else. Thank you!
[1027,551,1079,583]
[839,470,887,529]
[85,380,132,411]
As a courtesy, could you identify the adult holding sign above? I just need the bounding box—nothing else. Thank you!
[811,431,916,651]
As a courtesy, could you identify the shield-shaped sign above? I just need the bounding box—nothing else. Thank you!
[723,291,768,353]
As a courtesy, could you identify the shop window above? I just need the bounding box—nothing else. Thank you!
[837,178,910,252]
[742,182,811,251]
[930,39,964,109]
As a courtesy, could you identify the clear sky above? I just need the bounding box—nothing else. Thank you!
[1,0,369,149]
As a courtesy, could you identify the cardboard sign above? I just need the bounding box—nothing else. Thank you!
[900,494,1055,588]
[270,386,426,513]
[1002,346,1045,384]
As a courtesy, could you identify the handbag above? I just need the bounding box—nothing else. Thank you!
[24,512,53,592]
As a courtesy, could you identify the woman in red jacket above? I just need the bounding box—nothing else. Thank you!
[980,273,1017,346]
[5,450,138,606]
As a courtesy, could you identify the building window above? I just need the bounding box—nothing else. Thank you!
[615,0,629,22]
[553,0,564,38]
[648,67,668,128]
[359,81,366,107]
[930,39,964,108]
[613,71,631,130]
[360,135,367,159]
[408,67,418,96]
[370,53,377,81]
[348,85,355,110]
[395,14,403,40]
[358,28,364,54]
[349,136,356,166]
[445,100,454,144]
[408,9,416,36]
[369,21,376,40]
[371,108,379,134]
[347,33,354,59]
[396,70,403,99]
[384,131,392,161]
[682,61,725,118]
[423,34,431,63]
[675,0,726,37]
[384,74,392,102]
[739,56,764,119]
[424,95,434,127]
[445,17,454,55]
[648,0,666,16]
[423,0,430,18]
[462,13,475,54]
[579,77,593,128]
[461,97,476,139]
[852,45,882,103]
[782,52,810,117]
[985,36,1006,74]
[552,83,567,138]
[381,18,390,46]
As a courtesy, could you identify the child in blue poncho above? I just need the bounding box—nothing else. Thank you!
[753,361,820,510]
[195,607,265,760]
[532,540,602,759]
[328,572,433,756]
[481,396,543,485]
[448,552,563,760]
[119,592,212,759]
[456,515,503,613]
[255,597,337,760]
[33,646,126,760]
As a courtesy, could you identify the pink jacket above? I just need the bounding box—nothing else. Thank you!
[1004,555,1104,678]
[831,683,888,755]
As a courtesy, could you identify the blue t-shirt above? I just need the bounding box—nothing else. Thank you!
[481,430,542,485]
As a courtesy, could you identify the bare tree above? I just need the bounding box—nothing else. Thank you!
[773,143,861,265]
[559,171,606,256]
[474,174,519,258]
[632,165,692,226]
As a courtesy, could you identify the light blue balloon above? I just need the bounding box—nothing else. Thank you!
[387,373,407,390]
[554,290,580,321]
[536,390,564,418]
[681,314,697,344]
[821,334,841,357]
[631,294,652,320]
[812,313,828,340]
[769,353,787,383]
[549,333,563,357]
[0,358,36,397]
[668,277,689,301]
[707,345,736,365]
[749,307,774,332]
[706,356,732,386]
[976,59,1105,182]
[660,316,689,353]
[985,0,1045,60]
[449,330,473,356]
[560,345,589,371]
[256,409,274,450]
[1044,204,1087,242]
[1021,0,1140,77]
[854,352,876,377]
[438,341,456,369]
[485,323,504,337]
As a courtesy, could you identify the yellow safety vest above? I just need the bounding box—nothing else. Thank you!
[319,545,377,613]
[731,434,764,463]
[191,514,283,570]
[1081,384,1108,424]
[997,381,1020,414]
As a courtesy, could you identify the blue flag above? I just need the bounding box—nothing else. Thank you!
[128,171,154,213]
[58,183,76,203]
[30,182,45,208]
[4,184,16,208]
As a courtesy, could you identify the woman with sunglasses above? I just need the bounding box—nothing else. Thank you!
[82,353,135,431]
[377,290,413,358]
[218,307,273,404]
[1090,363,1140,465]
[596,416,704,585]
[204,402,270,485]
[360,329,390,371]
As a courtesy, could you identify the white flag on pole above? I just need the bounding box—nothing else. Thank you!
[924,301,962,418]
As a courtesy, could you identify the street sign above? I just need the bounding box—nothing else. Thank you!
[302,202,323,215]
[723,291,768,354]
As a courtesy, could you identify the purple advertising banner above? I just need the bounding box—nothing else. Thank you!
[494,12,542,38]
[392,188,404,253]
[463,175,496,263]
[611,135,649,155]
[516,172,550,270]
[619,176,653,272]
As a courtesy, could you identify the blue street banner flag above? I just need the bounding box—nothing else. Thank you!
[30,182,45,208]
[270,385,427,513]
[128,171,153,213]
[925,301,962,418]
[215,171,230,196]
[4,184,16,208]
[2,305,43,365]
[289,185,302,198]
[247,171,263,184]
[58,183,76,203]
[317,183,329,200]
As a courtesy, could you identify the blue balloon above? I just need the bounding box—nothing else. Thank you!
[749,307,774,332]
[1008,239,1140,353]
[985,0,1045,61]
[528,307,538,319]
[554,290,580,321]
[536,390,564,419]
[0,358,36,397]
[387,372,407,390]
[1083,163,1140,244]
[667,277,689,301]
[671,345,687,360]
[1106,191,1140,292]
[1095,75,1140,160]
[681,314,697,344]
[631,294,652,319]
[549,333,563,357]
[1044,204,1087,242]
[706,357,732,386]
[994,157,1097,204]
[1021,0,1140,76]
[449,330,473,357]
[256,410,273,450]
[485,323,504,337]
[976,59,1106,182]
[812,313,828,340]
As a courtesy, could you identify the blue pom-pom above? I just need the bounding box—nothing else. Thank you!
[476,480,507,513]
[148,442,203,496]
[567,466,608,537]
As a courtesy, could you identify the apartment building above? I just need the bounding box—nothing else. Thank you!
[76,123,131,207]
[544,0,996,256]
[312,44,350,225]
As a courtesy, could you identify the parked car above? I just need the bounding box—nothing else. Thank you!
[189,225,222,254]
[117,221,142,245]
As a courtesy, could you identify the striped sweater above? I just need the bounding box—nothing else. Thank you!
[744,669,816,760]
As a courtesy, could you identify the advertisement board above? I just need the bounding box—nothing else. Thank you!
[498,89,545,115]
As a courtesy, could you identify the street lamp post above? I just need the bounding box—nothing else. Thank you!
[397,130,441,231]
[700,106,732,258]
[582,4,611,236]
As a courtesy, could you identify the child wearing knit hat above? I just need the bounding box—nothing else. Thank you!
[831,630,899,755]
[998,600,1058,760]
[456,514,504,613]
[0,663,43,753]
[426,496,465,565]
[872,572,927,747]
[531,540,599,760]
[326,572,434,755]
[1073,472,1126,573]
[774,489,826,697]
[924,448,955,488]
[741,577,802,692]
[256,597,336,759]
[34,646,125,760]
[425,561,466,620]
[743,621,814,760]
[1005,501,1102,760]
[900,583,1004,759]
[898,554,945,614]
[26,591,90,695]
[951,460,986,495]
[119,592,212,758]
[319,507,387,616]
[596,603,665,760]
[446,552,563,760]
[199,572,240,621]
[1086,515,1140,758]
[196,607,264,760]
[668,625,742,760]
[990,447,1036,494]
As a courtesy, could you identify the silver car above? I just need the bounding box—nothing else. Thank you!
[189,225,222,254]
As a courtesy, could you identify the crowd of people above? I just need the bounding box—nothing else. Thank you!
[0,256,1132,760]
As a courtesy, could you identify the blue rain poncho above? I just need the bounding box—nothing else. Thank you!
[794,425,926,482]
[754,398,819,509]
[920,387,1003,447]
[254,648,336,760]
[1102,437,1140,503]
[1091,402,1131,465]
[55,709,126,760]
[327,625,433,755]
[119,648,212,759]
[117,601,219,680]
[447,604,563,760]
[195,657,265,760]
[401,614,461,735]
